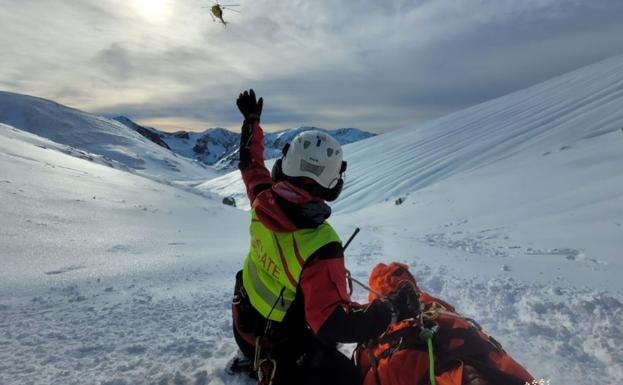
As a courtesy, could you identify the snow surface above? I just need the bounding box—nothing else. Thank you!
[0,123,248,385]
[0,92,216,183]
[2,54,623,385]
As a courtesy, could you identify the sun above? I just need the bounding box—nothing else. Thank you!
[132,0,169,22]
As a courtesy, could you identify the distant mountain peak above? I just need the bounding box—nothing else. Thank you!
[113,116,376,170]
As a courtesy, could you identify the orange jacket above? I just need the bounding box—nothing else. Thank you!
[356,263,534,385]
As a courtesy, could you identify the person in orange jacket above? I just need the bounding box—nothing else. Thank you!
[355,262,535,385]
[230,90,410,385]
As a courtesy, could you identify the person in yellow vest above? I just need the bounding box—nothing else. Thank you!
[231,90,409,385]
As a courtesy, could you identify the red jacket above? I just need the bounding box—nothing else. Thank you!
[240,120,391,343]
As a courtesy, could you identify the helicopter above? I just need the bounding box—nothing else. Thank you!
[204,2,240,25]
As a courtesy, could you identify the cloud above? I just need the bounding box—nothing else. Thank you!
[94,43,135,80]
[1,0,623,132]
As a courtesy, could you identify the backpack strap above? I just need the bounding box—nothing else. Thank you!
[367,342,383,385]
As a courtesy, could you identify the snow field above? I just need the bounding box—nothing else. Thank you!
[333,219,623,384]
[0,122,251,384]
[0,266,250,385]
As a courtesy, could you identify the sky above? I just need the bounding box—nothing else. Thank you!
[2,0,623,133]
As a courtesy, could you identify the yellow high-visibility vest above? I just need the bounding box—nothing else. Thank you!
[242,209,342,321]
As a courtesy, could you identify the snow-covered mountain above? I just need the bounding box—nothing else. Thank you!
[1,54,623,385]
[113,115,375,169]
[0,92,216,182]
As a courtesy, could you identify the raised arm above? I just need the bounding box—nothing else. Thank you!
[236,89,273,203]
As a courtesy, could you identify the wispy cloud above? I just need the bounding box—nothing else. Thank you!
[1,0,623,132]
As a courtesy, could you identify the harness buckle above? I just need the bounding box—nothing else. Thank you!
[258,358,277,385]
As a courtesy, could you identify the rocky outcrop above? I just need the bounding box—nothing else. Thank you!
[113,116,170,150]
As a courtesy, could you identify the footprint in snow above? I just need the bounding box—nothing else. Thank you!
[44,265,86,275]
[106,244,138,254]
[125,345,147,355]
[526,247,579,260]
[25,219,47,227]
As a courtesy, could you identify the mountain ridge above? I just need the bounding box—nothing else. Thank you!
[0,91,216,182]
[0,91,374,181]
[113,116,376,169]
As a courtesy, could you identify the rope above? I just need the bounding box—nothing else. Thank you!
[426,337,436,385]
[342,228,387,299]
[346,270,387,299]
[419,326,438,385]
[254,287,285,371]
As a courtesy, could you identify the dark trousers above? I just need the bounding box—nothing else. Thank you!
[232,272,361,385]
[235,324,361,385]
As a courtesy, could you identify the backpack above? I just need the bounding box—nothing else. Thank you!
[354,263,534,385]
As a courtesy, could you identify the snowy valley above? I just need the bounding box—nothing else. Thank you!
[1,54,623,385]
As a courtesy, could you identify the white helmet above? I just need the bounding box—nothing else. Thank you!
[279,130,345,189]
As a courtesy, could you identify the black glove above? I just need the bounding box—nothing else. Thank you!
[236,89,263,122]
[387,282,420,322]
[237,89,263,170]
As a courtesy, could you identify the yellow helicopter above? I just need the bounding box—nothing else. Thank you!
[204,2,240,25]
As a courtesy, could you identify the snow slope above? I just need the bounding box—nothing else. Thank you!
[0,92,216,182]
[195,162,273,211]
[335,56,623,213]
[0,123,249,384]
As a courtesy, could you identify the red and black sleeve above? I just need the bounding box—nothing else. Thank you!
[239,119,273,203]
[300,243,393,344]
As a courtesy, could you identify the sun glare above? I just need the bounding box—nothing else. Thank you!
[133,0,169,22]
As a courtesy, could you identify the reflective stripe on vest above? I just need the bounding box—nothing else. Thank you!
[242,209,341,321]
